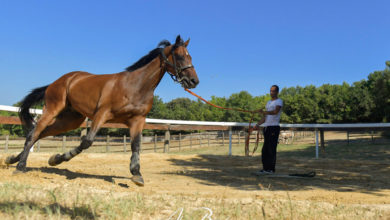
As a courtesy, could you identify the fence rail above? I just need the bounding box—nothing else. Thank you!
[1,105,390,158]
[1,131,255,153]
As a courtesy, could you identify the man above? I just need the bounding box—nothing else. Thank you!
[255,85,283,174]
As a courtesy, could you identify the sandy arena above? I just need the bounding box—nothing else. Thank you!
[0,146,389,219]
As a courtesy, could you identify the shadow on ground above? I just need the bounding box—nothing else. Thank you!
[163,143,390,194]
[0,201,96,219]
[22,166,132,188]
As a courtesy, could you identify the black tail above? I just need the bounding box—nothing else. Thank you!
[19,85,49,132]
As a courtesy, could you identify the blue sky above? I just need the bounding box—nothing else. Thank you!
[1,0,389,106]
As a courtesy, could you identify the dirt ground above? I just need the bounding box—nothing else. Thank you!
[0,146,389,218]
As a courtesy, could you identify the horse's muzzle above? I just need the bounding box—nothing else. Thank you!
[182,76,199,89]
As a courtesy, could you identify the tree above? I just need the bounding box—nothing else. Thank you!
[147,96,169,119]
[223,91,261,122]
[366,65,390,122]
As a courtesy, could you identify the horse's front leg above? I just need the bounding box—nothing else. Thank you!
[130,133,144,186]
[128,116,145,186]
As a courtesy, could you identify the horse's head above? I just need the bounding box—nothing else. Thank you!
[162,35,199,89]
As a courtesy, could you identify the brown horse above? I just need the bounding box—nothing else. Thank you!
[5,35,199,186]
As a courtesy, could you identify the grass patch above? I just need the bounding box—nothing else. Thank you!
[0,181,387,219]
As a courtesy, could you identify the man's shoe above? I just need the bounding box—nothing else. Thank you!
[252,170,274,176]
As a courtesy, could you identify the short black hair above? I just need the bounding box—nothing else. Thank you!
[271,85,279,93]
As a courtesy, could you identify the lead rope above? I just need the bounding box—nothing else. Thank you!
[185,88,260,156]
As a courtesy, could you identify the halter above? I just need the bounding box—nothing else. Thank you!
[160,47,194,83]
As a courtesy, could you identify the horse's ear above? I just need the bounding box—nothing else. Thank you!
[175,35,182,45]
[184,38,190,47]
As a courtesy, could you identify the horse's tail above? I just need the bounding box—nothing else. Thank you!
[19,85,49,132]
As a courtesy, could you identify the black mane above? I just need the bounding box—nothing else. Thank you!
[125,40,172,72]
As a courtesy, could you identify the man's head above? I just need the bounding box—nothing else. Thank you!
[270,85,279,99]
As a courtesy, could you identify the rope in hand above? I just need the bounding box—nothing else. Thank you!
[185,88,261,156]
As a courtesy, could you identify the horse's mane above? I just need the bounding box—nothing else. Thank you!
[126,36,186,72]
[125,40,172,72]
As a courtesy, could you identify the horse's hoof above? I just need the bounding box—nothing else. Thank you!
[48,154,62,166]
[13,168,26,175]
[5,155,16,165]
[130,175,144,187]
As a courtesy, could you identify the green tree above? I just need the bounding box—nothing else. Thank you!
[147,96,169,119]
[223,91,261,122]
[347,80,374,122]
[203,96,227,122]
[366,65,390,122]
[280,85,321,123]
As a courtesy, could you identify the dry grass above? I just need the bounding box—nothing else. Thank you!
[0,181,387,220]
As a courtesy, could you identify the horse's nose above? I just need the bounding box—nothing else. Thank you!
[191,77,199,87]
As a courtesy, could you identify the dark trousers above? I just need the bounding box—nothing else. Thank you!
[261,126,280,172]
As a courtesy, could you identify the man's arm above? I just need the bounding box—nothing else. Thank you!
[260,105,282,115]
[257,117,265,125]
[255,117,265,129]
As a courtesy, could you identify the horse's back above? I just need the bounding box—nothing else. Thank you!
[64,71,120,118]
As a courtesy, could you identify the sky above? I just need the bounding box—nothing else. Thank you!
[0,0,389,106]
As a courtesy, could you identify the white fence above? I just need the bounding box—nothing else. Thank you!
[1,105,390,158]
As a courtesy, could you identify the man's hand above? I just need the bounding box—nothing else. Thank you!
[255,117,265,130]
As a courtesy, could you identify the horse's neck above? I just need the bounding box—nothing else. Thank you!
[125,57,165,94]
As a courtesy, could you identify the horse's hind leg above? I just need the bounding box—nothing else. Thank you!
[39,108,85,139]
[5,129,34,165]
[5,109,85,166]
[12,109,64,172]
[48,111,108,166]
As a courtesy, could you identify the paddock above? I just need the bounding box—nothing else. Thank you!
[0,105,389,219]
[1,140,389,219]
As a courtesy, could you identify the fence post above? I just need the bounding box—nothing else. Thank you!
[315,129,319,159]
[123,135,127,153]
[208,132,210,147]
[154,134,157,152]
[199,131,202,147]
[320,130,325,150]
[347,131,350,145]
[238,131,240,145]
[164,130,170,153]
[190,132,192,149]
[222,131,225,146]
[179,133,181,151]
[371,131,374,143]
[291,131,295,144]
[62,136,66,152]
[228,128,232,156]
[106,135,110,152]
[5,135,9,152]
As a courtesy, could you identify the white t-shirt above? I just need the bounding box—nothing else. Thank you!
[263,98,283,126]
